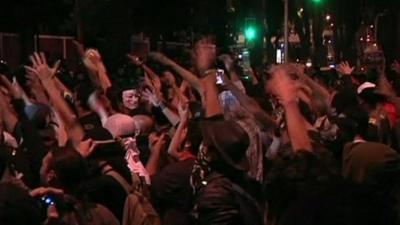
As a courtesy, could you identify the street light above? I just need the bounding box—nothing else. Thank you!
[244,18,257,42]
[311,0,322,4]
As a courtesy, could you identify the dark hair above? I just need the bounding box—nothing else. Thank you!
[331,89,359,115]
[0,182,41,225]
[358,88,385,108]
[193,33,216,47]
[50,146,88,194]
[74,82,95,111]
[343,106,370,139]
[106,84,141,112]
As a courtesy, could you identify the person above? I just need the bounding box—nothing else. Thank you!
[0,182,42,225]
[192,118,263,225]
[357,82,392,144]
[150,102,200,225]
[79,128,134,223]
[39,146,120,225]
[341,105,400,184]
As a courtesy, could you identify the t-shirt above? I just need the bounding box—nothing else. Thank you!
[343,141,400,183]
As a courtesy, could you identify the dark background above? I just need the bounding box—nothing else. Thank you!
[0,0,399,72]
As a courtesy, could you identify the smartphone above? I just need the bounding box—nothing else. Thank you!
[216,69,225,85]
[41,195,55,207]
[242,49,251,67]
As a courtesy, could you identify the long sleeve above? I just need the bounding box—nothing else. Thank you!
[12,99,47,188]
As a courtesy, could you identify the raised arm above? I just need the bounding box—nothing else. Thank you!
[84,49,112,92]
[73,40,112,92]
[142,73,180,126]
[146,133,168,176]
[25,52,84,145]
[26,70,49,105]
[149,52,203,93]
[271,66,312,152]
[167,102,189,160]
[127,54,159,82]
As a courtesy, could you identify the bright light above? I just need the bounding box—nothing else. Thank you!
[311,0,322,4]
[245,27,257,41]
[306,59,312,68]
[326,14,331,21]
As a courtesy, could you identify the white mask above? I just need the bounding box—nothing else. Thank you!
[122,89,139,110]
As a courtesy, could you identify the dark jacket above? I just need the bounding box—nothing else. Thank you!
[194,172,263,225]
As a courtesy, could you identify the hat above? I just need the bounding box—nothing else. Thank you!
[357,82,376,94]
[199,117,249,171]
[103,113,137,138]
[357,82,386,106]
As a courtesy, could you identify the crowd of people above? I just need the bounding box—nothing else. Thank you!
[1,33,400,225]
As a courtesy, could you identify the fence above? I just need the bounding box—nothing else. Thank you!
[0,33,150,71]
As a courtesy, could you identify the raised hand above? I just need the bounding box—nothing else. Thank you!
[82,49,102,73]
[152,75,162,94]
[30,187,64,225]
[142,88,163,107]
[337,61,355,75]
[153,133,168,150]
[178,100,189,121]
[25,52,60,82]
[270,65,299,106]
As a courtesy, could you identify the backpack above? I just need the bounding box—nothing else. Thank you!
[101,163,161,225]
